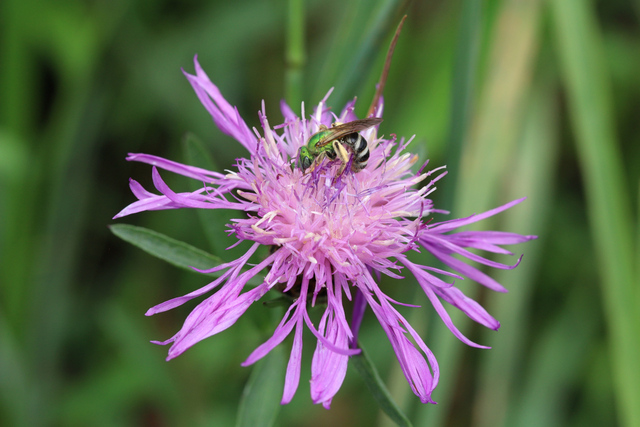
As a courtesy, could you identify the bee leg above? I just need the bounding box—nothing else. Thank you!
[333,141,351,176]
[305,152,326,174]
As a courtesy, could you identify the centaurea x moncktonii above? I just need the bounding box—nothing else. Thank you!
[115,56,536,408]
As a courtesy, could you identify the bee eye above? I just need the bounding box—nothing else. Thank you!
[302,157,312,171]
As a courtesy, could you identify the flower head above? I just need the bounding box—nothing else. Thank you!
[115,56,536,408]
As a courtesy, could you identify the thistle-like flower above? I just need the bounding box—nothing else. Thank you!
[115,56,535,408]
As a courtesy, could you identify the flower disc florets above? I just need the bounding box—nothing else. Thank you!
[115,57,536,408]
[233,102,440,286]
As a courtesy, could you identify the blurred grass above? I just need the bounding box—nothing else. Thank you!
[550,1,639,425]
[441,0,482,209]
[285,0,305,107]
[1,0,639,426]
[472,75,559,427]
[417,1,544,425]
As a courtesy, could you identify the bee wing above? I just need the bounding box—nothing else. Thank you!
[315,118,383,148]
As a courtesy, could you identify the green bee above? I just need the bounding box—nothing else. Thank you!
[297,118,383,173]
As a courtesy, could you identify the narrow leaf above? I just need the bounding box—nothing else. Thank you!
[351,345,412,427]
[236,346,286,427]
[109,224,263,285]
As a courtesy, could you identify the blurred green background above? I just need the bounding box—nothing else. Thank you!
[1,0,639,426]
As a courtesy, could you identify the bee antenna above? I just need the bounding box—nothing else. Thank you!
[367,15,407,118]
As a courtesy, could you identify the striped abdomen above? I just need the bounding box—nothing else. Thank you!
[341,133,370,172]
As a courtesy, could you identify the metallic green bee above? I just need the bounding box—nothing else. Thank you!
[297,118,383,173]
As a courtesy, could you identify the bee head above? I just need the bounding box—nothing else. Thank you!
[297,146,313,172]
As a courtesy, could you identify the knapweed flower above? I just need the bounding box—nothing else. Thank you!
[115,56,535,408]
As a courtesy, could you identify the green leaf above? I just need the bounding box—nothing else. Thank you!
[351,345,412,427]
[109,224,263,286]
[236,346,286,427]
[110,223,223,270]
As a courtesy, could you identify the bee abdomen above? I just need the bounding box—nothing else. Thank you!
[356,146,370,162]
[342,133,369,171]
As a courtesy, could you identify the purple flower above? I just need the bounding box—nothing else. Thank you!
[115,56,536,408]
